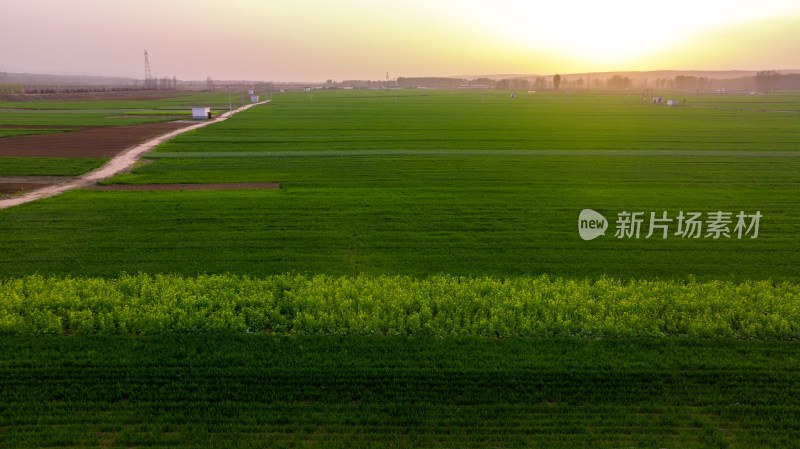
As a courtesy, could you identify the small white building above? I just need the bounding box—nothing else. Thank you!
[667,99,680,106]
[250,95,260,103]
[192,106,211,119]
[652,96,664,105]
[248,90,254,95]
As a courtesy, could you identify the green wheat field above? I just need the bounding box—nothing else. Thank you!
[1,89,799,447]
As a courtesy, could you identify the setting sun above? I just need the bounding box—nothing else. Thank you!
[2,0,800,80]
[439,0,800,69]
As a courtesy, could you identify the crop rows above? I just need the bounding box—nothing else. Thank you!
[1,91,798,281]
[152,90,800,154]
[2,335,799,447]
[0,273,798,338]
[2,90,800,447]
[0,157,107,176]
[1,154,798,280]
[0,92,233,128]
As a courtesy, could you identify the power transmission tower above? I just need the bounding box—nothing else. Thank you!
[144,50,152,90]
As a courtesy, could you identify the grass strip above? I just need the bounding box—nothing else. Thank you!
[145,150,800,159]
[0,157,107,176]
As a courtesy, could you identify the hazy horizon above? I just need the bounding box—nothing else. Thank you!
[2,0,800,82]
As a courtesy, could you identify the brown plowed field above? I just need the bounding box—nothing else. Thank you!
[0,176,74,195]
[88,182,281,191]
[0,182,58,195]
[0,122,193,158]
[0,125,82,129]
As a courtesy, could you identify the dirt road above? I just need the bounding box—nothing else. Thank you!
[0,101,269,210]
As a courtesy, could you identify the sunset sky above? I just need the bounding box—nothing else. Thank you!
[2,0,799,81]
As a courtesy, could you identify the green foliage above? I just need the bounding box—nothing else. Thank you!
[0,128,73,138]
[0,157,106,175]
[0,273,798,338]
[151,90,800,154]
[0,92,232,127]
[1,335,799,447]
[2,154,797,281]
[0,83,23,94]
[123,111,192,116]
[1,91,799,281]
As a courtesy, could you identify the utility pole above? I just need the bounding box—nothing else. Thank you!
[143,50,152,90]
[228,91,232,115]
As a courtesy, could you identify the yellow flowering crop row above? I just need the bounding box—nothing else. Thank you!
[1,273,797,338]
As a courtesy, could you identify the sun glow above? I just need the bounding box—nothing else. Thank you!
[3,0,800,80]
[437,0,800,68]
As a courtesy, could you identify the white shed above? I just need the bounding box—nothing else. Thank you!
[667,99,680,106]
[250,95,260,103]
[651,96,664,105]
[192,106,211,119]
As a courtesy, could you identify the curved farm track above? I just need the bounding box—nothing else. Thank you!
[0,101,270,209]
[0,122,194,158]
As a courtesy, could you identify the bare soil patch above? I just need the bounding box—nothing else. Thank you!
[0,176,74,195]
[0,122,193,158]
[0,125,82,130]
[88,182,280,191]
[0,183,57,195]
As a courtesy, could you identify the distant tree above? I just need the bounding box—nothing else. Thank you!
[606,75,632,90]
[755,70,780,92]
[470,77,496,87]
[497,77,531,90]
[553,74,561,90]
[674,75,706,90]
[206,76,214,91]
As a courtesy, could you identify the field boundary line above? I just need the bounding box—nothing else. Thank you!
[0,101,270,210]
[146,149,800,159]
[686,105,800,113]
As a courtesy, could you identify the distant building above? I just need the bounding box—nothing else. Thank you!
[192,106,211,119]
[652,96,664,105]
[667,99,680,106]
[250,95,259,103]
